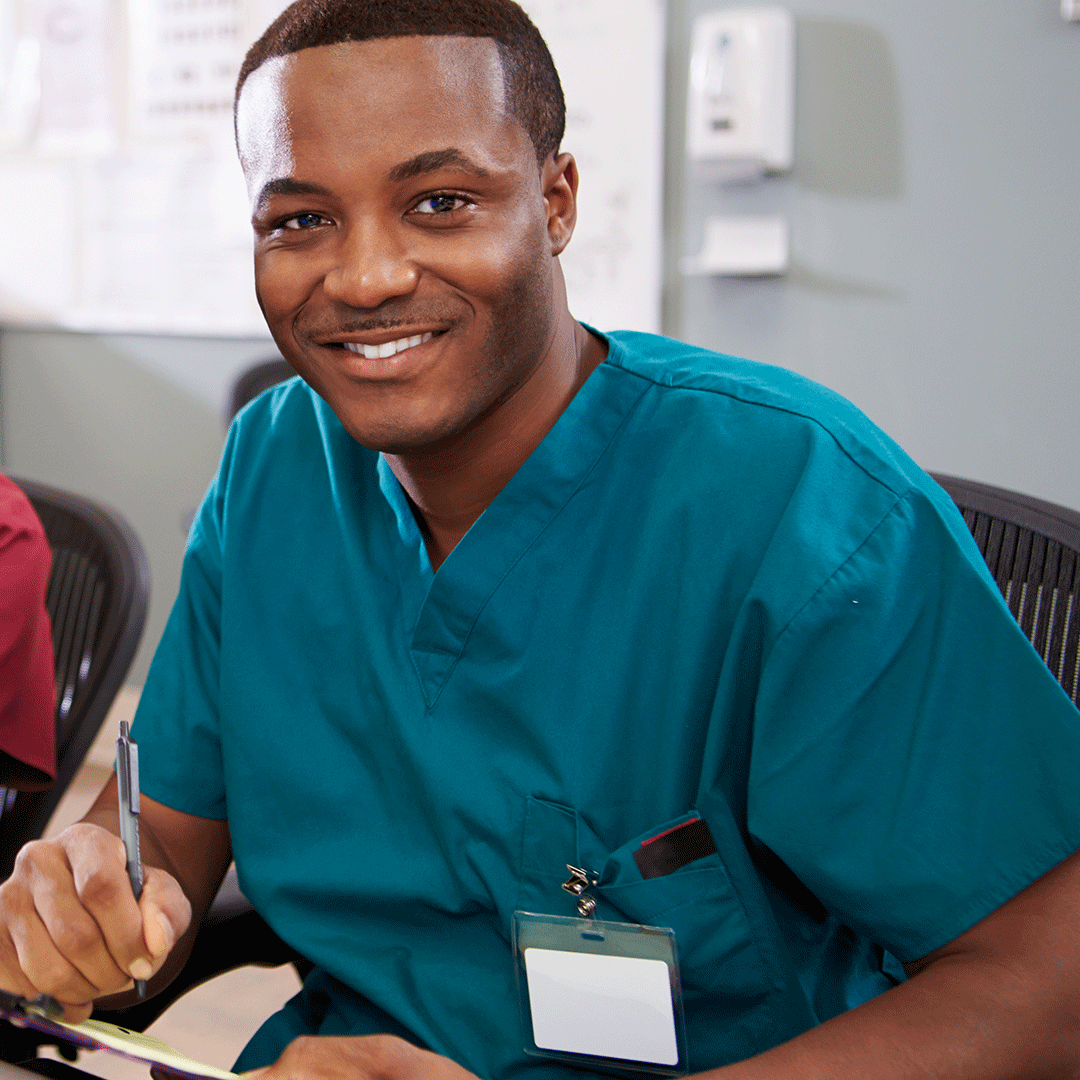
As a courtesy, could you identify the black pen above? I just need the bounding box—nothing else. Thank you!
[116,721,146,999]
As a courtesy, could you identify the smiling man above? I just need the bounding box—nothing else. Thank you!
[2,2,1080,1080]
[236,24,603,567]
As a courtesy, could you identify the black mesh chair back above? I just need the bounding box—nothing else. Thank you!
[0,480,150,880]
[932,473,1080,707]
[227,357,296,425]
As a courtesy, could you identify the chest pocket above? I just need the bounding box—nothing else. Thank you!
[515,796,779,1009]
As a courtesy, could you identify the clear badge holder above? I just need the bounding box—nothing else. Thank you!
[513,907,688,1076]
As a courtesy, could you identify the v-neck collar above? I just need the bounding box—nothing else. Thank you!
[376,342,648,709]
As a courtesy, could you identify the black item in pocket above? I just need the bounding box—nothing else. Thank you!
[633,817,718,881]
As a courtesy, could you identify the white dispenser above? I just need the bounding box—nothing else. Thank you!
[687,7,794,181]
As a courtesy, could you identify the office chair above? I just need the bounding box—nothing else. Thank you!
[21,474,1080,1056]
[931,473,1080,706]
[0,480,150,880]
[226,357,296,425]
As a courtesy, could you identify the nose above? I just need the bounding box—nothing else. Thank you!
[321,218,419,309]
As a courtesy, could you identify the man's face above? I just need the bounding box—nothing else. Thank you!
[237,36,572,454]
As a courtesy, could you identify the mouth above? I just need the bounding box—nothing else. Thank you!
[331,331,439,360]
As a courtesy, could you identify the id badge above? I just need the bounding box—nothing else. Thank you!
[513,911,688,1076]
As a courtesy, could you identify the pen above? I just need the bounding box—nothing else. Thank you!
[116,721,146,999]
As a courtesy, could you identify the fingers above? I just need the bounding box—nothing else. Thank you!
[2,836,129,1006]
[59,825,152,985]
[0,823,187,1013]
[259,1035,481,1080]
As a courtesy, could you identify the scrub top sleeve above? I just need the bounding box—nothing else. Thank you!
[747,488,1080,964]
[131,462,229,821]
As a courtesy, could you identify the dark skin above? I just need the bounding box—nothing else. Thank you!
[240,36,605,568]
[1,33,1079,1080]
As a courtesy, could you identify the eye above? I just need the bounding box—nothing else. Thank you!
[413,193,470,215]
[282,212,328,230]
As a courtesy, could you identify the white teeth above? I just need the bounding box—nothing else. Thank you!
[342,331,435,359]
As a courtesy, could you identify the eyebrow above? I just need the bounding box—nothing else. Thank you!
[254,148,492,209]
[387,148,492,183]
[255,177,334,209]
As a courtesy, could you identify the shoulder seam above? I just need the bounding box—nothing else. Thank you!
[605,356,912,503]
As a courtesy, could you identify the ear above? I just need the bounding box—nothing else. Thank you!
[542,151,578,257]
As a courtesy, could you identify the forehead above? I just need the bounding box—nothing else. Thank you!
[237,36,524,185]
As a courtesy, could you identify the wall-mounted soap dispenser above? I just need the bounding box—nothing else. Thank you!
[684,6,794,276]
[687,6,794,182]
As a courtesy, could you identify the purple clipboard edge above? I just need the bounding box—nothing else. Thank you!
[1,1008,233,1080]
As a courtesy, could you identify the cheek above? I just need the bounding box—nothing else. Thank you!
[426,210,550,297]
[254,250,319,319]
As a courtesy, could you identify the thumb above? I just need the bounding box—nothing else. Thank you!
[139,867,192,961]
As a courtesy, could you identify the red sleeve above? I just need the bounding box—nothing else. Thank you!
[0,475,56,790]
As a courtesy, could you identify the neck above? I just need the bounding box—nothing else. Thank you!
[383,301,605,572]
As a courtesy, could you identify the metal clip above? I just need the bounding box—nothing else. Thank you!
[562,864,598,917]
[562,865,592,896]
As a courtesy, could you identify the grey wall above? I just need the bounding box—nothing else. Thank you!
[2,0,1079,685]
[663,0,1080,508]
[0,330,278,683]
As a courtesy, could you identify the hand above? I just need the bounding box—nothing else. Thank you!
[0,822,191,1021]
[245,1035,482,1080]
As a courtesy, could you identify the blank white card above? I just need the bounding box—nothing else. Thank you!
[524,947,678,1066]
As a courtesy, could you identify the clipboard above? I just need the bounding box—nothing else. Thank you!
[0,993,238,1080]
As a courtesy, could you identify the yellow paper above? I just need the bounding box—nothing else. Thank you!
[50,1017,238,1080]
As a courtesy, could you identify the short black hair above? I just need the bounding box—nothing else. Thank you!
[236,0,565,166]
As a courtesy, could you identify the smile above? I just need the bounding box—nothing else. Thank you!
[340,332,435,360]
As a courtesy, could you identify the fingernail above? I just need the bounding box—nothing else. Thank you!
[147,907,172,959]
[130,958,153,981]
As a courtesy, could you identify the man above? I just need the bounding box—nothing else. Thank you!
[0,473,55,792]
[2,2,1080,1078]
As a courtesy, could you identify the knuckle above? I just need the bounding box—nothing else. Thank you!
[288,1036,318,1059]
[78,866,124,908]
[366,1034,408,1075]
[12,839,54,876]
[5,908,33,948]
[25,951,78,994]
[147,868,190,913]
[52,914,102,957]
[0,880,34,921]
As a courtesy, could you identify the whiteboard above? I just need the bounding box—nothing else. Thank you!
[0,0,664,337]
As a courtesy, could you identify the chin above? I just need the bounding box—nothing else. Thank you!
[337,411,465,456]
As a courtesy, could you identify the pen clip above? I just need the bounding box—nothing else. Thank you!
[117,721,140,815]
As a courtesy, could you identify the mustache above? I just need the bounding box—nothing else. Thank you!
[300,301,462,338]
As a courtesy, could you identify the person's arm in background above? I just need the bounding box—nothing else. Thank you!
[0,475,56,791]
[0,778,231,1021]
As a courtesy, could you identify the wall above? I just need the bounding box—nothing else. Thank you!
[0,330,277,683]
[3,0,1079,685]
[664,0,1080,508]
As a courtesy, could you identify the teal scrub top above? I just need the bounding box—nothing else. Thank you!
[132,331,1080,1078]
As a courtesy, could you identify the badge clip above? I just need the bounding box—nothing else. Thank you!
[561,864,599,917]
